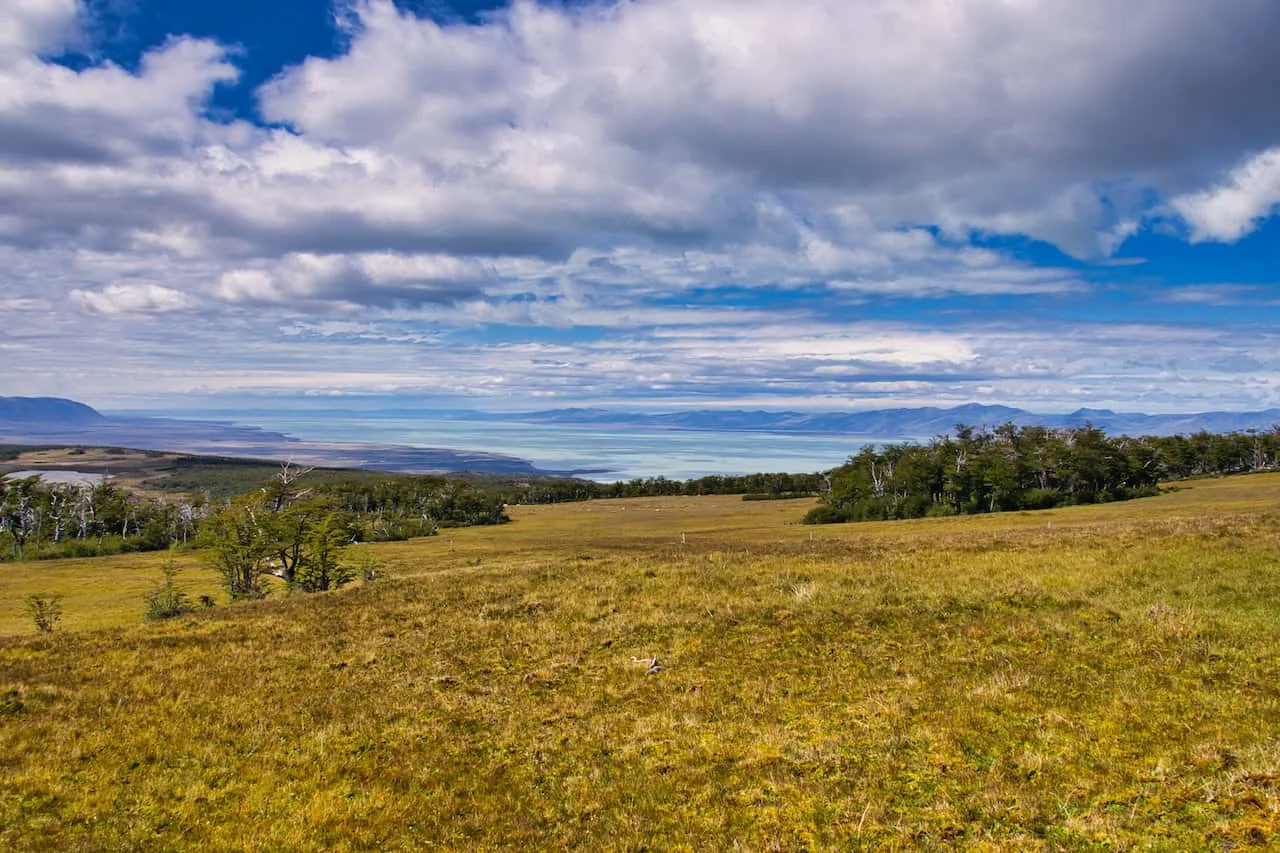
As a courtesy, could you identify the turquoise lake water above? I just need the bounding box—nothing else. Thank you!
[166,408,889,481]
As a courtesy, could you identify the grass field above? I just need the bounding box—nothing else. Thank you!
[3,475,1280,849]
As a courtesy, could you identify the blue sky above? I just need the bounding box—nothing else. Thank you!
[2,0,1279,415]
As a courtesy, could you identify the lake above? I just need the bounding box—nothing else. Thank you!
[3,470,105,486]
[181,409,886,481]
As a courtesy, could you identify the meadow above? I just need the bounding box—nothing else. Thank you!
[3,474,1279,849]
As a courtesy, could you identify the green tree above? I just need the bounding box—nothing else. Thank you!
[200,495,274,600]
[295,511,360,592]
[1,475,43,559]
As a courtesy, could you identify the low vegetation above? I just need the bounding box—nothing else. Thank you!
[21,593,61,634]
[2,473,1279,848]
[142,558,198,622]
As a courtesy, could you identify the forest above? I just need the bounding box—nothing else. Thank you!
[806,423,1280,524]
[0,467,511,563]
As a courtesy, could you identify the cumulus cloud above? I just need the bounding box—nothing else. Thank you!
[4,0,1278,270]
[0,0,79,60]
[1170,148,1280,242]
[71,282,200,315]
[0,36,238,167]
[1,0,1279,412]
[256,0,1280,256]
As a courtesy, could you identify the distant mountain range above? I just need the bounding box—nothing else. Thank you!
[4,397,1278,477]
[0,397,551,476]
[472,403,1280,438]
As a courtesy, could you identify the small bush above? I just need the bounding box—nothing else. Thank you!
[802,504,850,525]
[144,560,195,621]
[352,548,385,582]
[25,594,63,633]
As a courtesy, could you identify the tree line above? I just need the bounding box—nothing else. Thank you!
[6,423,1277,563]
[0,461,826,565]
[0,477,200,561]
[498,471,826,504]
[0,466,511,564]
[805,423,1280,524]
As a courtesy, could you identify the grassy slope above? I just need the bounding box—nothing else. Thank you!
[2,476,1279,849]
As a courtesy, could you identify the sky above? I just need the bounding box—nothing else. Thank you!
[2,0,1280,416]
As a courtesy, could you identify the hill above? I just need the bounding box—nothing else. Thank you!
[2,474,1279,848]
[0,396,104,424]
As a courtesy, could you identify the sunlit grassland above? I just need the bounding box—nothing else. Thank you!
[0,550,223,635]
[3,474,1280,849]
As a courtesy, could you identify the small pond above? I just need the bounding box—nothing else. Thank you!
[2,470,105,486]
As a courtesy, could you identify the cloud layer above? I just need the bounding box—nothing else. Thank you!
[1,0,1279,413]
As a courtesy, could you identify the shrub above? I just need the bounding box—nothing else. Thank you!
[802,504,850,525]
[25,594,63,633]
[355,549,386,582]
[144,559,195,621]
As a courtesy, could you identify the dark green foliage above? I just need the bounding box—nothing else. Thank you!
[806,422,1276,525]
[0,458,513,563]
[199,495,273,600]
[144,456,393,500]
[498,471,826,504]
[0,474,203,562]
[741,491,817,501]
[200,466,364,598]
[314,477,506,538]
[4,425,1276,560]
[293,512,360,593]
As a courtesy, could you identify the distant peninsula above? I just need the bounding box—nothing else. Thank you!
[0,396,105,424]
[0,397,549,476]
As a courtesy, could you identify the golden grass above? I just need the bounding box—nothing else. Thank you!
[0,550,222,635]
[3,474,1280,849]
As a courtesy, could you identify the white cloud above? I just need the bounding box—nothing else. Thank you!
[214,252,492,307]
[1170,148,1280,242]
[0,36,237,167]
[0,0,78,61]
[0,0,1278,413]
[4,0,1278,274]
[254,0,1280,256]
[1159,285,1259,305]
[71,283,199,315]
